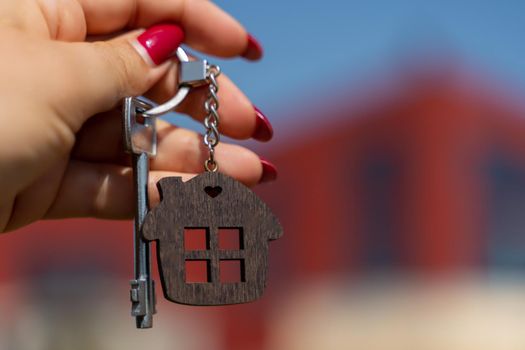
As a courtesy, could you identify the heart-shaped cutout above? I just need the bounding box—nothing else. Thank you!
[204,186,222,198]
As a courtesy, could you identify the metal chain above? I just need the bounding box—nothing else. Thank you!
[203,64,221,172]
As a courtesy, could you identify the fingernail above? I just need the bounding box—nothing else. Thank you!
[242,34,264,61]
[259,158,278,184]
[253,105,274,142]
[134,24,185,66]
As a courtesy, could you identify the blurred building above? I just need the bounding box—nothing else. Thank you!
[263,62,525,276]
[3,62,525,349]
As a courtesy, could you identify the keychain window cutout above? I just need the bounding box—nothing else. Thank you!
[218,228,244,250]
[185,260,211,283]
[184,227,246,283]
[220,260,245,283]
[184,228,210,251]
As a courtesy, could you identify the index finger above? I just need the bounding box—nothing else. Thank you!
[78,0,254,58]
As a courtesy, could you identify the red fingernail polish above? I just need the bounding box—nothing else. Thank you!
[136,24,185,65]
[242,34,264,61]
[259,158,278,184]
[253,105,274,142]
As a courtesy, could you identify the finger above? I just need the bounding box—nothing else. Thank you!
[35,0,87,41]
[78,0,254,59]
[3,156,68,232]
[72,110,127,163]
[53,29,181,128]
[73,117,264,186]
[145,65,265,140]
[44,155,263,219]
[0,0,79,40]
[151,125,263,187]
[44,161,194,219]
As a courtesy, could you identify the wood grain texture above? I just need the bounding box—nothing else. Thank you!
[142,172,283,306]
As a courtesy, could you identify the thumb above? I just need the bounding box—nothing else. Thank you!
[59,24,184,126]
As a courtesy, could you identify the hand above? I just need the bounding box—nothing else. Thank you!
[0,0,277,232]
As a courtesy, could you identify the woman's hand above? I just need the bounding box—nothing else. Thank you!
[0,0,277,232]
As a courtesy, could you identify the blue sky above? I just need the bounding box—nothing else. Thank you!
[170,0,525,133]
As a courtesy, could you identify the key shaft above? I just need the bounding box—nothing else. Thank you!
[124,97,157,329]
[131,152,156,328]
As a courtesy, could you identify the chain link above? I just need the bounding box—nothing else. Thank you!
[203,64,221,172]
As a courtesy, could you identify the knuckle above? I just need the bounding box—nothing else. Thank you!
[179,130,204,167]
[92,41,144,97]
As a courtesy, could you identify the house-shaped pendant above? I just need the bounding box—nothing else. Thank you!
[142,172,283,306]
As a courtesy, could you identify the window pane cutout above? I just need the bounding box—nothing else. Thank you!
[185,260,211,283]
[219,228,244,250]
[220,260,245,283]
[184,228,209,250]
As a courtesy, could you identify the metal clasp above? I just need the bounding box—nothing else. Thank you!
[141,47,191,117]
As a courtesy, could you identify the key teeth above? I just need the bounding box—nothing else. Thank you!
[130,279,157,318]
[130,279,147,317]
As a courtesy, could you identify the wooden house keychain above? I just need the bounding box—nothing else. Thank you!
[122,45,283,329]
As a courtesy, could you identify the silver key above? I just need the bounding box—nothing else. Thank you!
[123,97,157,329]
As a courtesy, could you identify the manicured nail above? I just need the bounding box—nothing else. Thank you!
[133,24,185,66]
[253,105,274,142]
[259,158,278,184]
[242,34,264,61]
